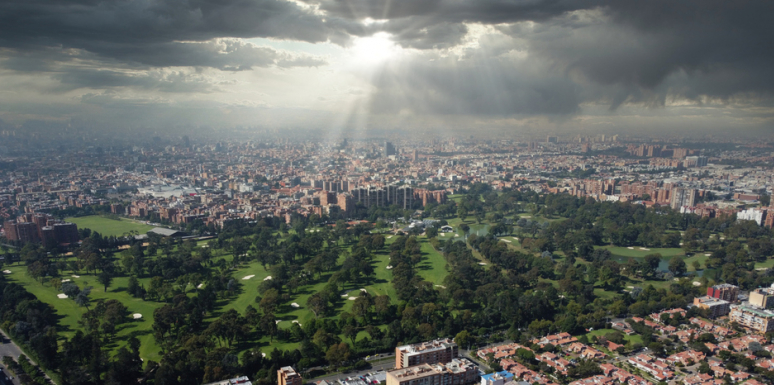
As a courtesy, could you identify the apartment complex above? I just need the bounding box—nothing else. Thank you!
[692,296,731,318]
[3,214,79,245]
[395,338,458,369]
[707,283,739,302]
[278,367,302,385]
[729,305,774,333]
[386,358,477,385]
[750,287,774,309]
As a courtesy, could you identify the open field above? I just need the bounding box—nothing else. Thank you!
[583,328,643,345]
[66,216,155,237]
[600,246,685,259]
[2,263,165,361]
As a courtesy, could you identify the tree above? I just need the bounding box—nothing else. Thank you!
[454,330,474,350]
[325,343,351,369]
[98,270,114,292]
[343,324,358,344]
[307,293,328,317]
[668,257,687,276]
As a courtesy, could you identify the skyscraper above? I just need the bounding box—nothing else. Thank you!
[383,141,396,157]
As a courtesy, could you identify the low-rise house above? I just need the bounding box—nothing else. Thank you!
[627,354,674,382]
[666,350,706,366]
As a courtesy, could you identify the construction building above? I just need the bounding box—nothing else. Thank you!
[395,338,458,369]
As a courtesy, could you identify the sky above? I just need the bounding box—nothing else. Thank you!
[1,0,774,138]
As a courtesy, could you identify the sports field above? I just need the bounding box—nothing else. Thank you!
[66,216,155,237]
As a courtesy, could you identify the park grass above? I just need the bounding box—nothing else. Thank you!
[416,238,448,284]
[2,263,165,361]
[755,259,774,269]
[66,216,155,237]
[684,254,710,271]
[5,228,453,359]
[583,328,642,345]
[600,245,684,259]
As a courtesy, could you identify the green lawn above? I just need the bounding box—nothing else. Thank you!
[756,259,774,269]
[684,254,710,271]
[416,238,449,284]
[66,216,155,237]
[4,231,453,359]
[583,328,642,345]
[600,246,685,259]
[2,263,165,361]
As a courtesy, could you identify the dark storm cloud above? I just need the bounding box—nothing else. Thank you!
[0,0,347,70]
[307,0,591,24]
[2,0,774,123]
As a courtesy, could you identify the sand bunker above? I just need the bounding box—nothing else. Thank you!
[263,276,273,281]
[639,248,650,251]
[359,288,367,292]
[275,320,282,324]
[197,283,204,288]
[386,265,393,270]
[133,313,142,319]
[692,282,702,286]
[62,279,71,282]
[434,285,446,289]
[627,247,634,249]
[478,262,487,266]
[348,297,357,300]
[386,236,393,239]
[501,239,512,243]
[291,303,300,308]
[72,275,80,278]
[57,294,68,299]
[242,275,255,280]
[2,270,11,274]
[292,320,301,325]
[705,253,711,256]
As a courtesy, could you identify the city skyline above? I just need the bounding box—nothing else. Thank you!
[0,1,773,137]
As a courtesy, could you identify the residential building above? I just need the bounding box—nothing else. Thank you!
[480,371,513,385]
[750,287,774,309]
[386,358,478,385]
[395,338,458,369]
[278,367,302,385]
[729,304,774,333]
[692,296,731,318]
[707,283,739,302]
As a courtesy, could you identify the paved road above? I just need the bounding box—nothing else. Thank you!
[0,333,25,385]
[309,360,396,384]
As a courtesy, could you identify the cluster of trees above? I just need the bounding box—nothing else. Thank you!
[2,355,54,385]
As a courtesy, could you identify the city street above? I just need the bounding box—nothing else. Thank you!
[0,333,26,385]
